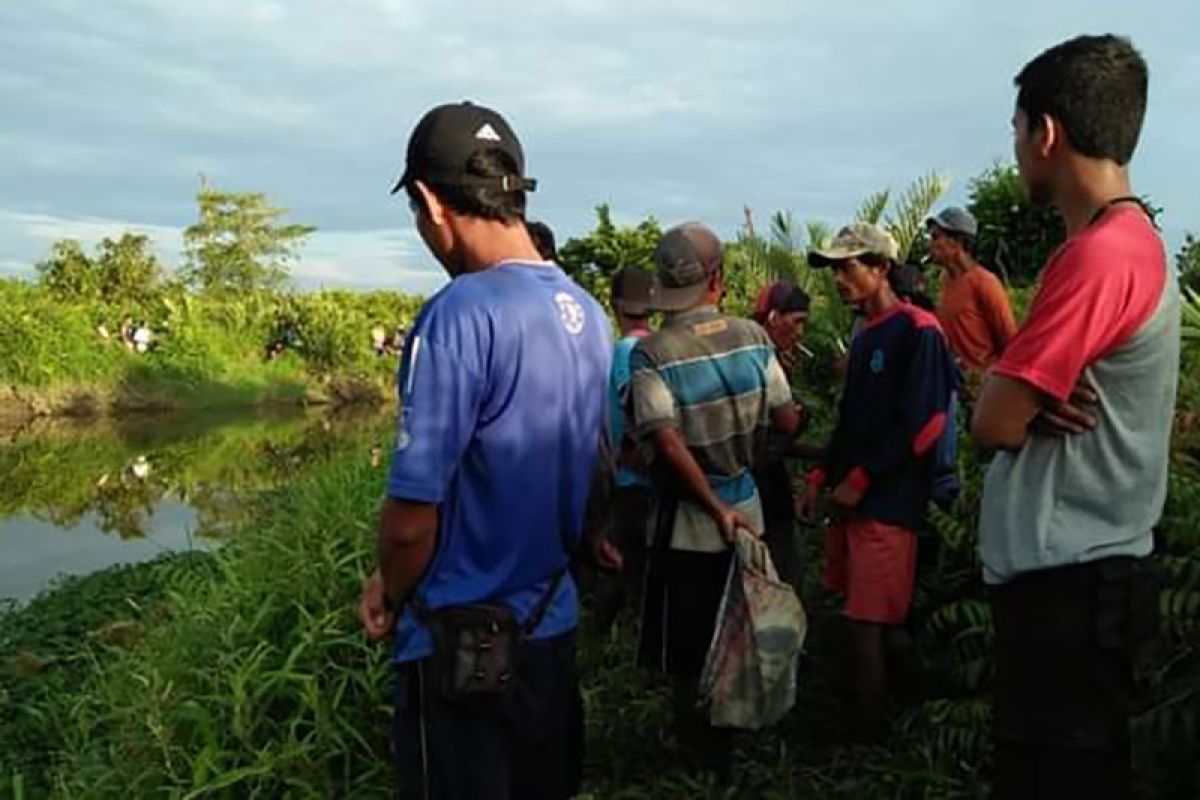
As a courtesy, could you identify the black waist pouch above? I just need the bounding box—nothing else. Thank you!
[419,569,564,706]
[425,604,521,704]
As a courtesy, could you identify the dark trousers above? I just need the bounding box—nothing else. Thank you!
[641,546,734,772]
[593,486,652,634]
[754,460,799,586]
[991,557,1158,800]
[393,632,583,800]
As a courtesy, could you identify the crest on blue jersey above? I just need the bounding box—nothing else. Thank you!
[870,349,885,374]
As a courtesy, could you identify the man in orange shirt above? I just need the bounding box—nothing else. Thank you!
[927,207,1018,373]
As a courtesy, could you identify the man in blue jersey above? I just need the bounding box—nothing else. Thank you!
[357,101,612,800]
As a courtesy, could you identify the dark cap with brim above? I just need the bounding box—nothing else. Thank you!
[652,222,723,311]
[926,206,978,238]
[390,101,537,195]
[611,267,654,316]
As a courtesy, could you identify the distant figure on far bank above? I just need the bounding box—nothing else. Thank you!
[132,322,153,353]
[371,324,388,357]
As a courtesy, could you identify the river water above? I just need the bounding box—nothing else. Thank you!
[0,407,393,605]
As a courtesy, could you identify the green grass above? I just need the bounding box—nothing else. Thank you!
[3,436,1199,798]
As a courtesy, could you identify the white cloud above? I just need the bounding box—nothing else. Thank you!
[0,0,1197,282]
[0,209,441,293]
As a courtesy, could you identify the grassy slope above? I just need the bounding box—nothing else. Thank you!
[0,282,418,418]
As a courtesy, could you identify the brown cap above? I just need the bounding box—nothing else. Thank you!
[651,222,723,311]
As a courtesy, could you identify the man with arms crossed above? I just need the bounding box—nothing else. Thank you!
[972,35,1179,799]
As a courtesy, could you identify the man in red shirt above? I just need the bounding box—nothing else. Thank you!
[926,207,1018,373]
[973,36,1179,799]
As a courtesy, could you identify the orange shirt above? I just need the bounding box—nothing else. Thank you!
[936,266,1018,371]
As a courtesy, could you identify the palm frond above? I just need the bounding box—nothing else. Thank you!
[855,190,890,225]
[770,211,800,252]
[885,171,950,261]
[805,220,834,252]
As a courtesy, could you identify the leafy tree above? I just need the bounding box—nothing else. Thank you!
[557,204,661,301]
[37,240,100,301]
[967,163,1065,286]
[36,234,164,305]
[1178,233,1200,295]
[182,181,315,295]
[95,234,164,305]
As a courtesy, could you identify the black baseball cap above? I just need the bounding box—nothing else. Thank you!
[652,222,723,311]
[390,102,537,195]
[611,267,654,316]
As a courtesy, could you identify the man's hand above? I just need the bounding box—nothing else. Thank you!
[712,503,755,543]
[796,483,821,521]
[778,345,799,374]
[1033,380,1099,436]
[358,568,394,642]
[831,478,865,510]
[593,537,625,572]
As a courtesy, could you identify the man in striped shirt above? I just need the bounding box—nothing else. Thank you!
[629,222,802,772]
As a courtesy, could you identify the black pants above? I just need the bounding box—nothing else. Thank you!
[754,460,798,586]
[593,486,652,634]
[991,557,1158,800]
[393,632,583,800]
[640,547,734,771]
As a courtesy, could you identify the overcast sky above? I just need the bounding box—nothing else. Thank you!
[2,0,1197,295]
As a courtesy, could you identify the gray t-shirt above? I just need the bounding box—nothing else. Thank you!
[980,207,1180,584]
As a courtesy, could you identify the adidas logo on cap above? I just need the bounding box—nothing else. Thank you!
[475,123,502,142]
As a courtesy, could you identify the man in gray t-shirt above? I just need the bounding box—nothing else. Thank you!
[972,36,1179,799]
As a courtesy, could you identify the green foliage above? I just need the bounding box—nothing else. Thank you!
[855,190,890,226]
[36,240,100,301]
[36,234,165,306]
[182,181,316,295]
[1183,288,1200,345]
[558,204,662,302]
[2,454,395,798]
[1178,234,1200,295]
[883,171,950,262]
[967,163,1065,285]
[0,277,420,406]
[723,210,821,318]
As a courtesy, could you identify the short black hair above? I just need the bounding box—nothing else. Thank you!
[526,220,557,260]
[1015,34,1148,165]
[407,148,527,223]
[888,263,935,311]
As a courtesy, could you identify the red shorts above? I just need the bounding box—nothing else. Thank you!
[824,518,917,625]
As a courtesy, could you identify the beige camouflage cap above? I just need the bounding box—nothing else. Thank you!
[808,222,898,267]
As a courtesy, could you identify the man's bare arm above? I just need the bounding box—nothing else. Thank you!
[653,427,749,540]
[377,497,439,607]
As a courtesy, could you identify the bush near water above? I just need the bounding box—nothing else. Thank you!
[1,184,423,419]
[3,169,1200,797]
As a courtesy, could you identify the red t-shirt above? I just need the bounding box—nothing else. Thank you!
[992,205,1166,402]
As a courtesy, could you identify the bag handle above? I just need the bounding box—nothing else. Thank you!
[522,567,566,638]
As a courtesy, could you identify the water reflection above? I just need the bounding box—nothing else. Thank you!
[0,407,392,602]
